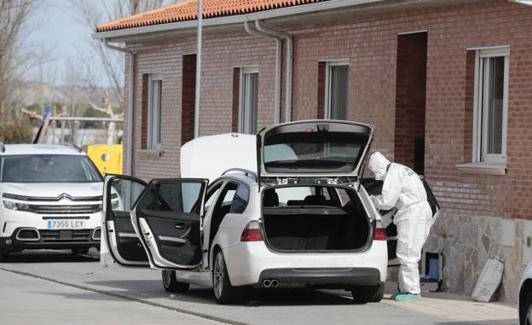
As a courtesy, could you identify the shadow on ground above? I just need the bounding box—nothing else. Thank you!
[1,249,99,263]
[436,320,517,325]
[69,278,357,307]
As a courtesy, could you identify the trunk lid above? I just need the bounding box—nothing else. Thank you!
[258,120,374,181]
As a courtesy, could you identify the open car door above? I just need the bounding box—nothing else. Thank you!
[103,175,149,267]
[131,178,208,270]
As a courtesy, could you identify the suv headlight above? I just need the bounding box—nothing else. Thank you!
[3,200,16,210]
[3,200,30,211]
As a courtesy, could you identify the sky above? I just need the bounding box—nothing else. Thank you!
[25,0,118,87]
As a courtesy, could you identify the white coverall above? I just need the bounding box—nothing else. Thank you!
[368,152,433,295]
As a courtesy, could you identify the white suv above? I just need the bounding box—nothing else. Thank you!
[0,144,104,260]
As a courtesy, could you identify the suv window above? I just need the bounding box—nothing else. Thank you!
[1,155,101,183]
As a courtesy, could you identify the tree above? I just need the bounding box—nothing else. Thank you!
[73,0,177,114]
[0,0,36,120]
[71,0,177,144]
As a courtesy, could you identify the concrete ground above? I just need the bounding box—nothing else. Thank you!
[0,250,519,325]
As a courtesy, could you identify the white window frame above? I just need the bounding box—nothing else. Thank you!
[239,66,259,134]
[147,74,162,151]
[323,60,349,120]
[472,47,510,164]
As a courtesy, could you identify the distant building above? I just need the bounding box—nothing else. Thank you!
[94,0,532,303]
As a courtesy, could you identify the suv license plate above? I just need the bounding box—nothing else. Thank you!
[47,220,85,230]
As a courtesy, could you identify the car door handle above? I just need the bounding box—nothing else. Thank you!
[175,223,186,230]
[158,235,187,244]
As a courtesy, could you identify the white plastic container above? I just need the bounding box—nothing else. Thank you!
[471,256,504,302]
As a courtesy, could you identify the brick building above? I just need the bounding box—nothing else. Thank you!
[95,0,532,302]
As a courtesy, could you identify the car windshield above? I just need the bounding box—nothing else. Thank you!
[1,155,102,183]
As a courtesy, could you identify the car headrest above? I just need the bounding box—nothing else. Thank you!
[303,194,327,205]
[263,190,279,207]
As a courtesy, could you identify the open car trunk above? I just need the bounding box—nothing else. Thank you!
[261,185,372,252]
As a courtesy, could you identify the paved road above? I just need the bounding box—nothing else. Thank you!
[0,250,519,325]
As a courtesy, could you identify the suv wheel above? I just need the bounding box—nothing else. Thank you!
[521,292,532,325]
[0,252,8,261]
[161,270,190,293]
[212,249,243,304]
[351,283,385,303]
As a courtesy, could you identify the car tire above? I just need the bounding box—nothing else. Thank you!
[520,292,532,325]
[212,249,243,304]
[71,248,89,255]
[0,251,8,262]
[351,283,385,303]
[161,270,190,293]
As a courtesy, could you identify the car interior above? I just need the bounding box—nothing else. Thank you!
[262,186,371,252]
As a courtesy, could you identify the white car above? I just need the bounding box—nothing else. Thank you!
[0,144,105,260]
[102,120,390,304]
[520,262,532,325]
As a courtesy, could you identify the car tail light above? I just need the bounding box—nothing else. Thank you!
[374,222,387,241]
[240,221,264,242]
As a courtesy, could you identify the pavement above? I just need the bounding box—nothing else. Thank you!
[0,250,519,325]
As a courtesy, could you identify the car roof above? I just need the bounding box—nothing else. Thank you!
[0,144,85,156]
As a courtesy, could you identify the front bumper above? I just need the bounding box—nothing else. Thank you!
[0,227,100,252]
[258,267,381,289]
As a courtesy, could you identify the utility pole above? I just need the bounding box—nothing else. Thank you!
[194,0,203,138]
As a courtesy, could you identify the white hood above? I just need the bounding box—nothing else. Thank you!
[368,152,390,181]
[1,182,103,199]
[180,133,257,183]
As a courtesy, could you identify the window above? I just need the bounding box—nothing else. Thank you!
[323,61,349,120]
[473,48,509,163]
[239,67,259,134]
[147,75,162,150]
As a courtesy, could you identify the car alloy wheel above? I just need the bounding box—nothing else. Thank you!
[163,270,174,289]
[213,252,225,299]
[161,270,189,293]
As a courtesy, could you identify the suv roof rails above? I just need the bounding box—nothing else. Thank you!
[61,143,83,153]
[222,168,258,182]
[0,143,4,153]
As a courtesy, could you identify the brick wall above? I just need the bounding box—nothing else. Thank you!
[124,0,532,220]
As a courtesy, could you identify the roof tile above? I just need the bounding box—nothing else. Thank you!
[96,0,328,32]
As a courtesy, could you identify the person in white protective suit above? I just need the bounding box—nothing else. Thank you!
[367,152,433,302]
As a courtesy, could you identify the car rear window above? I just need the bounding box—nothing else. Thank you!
[263,132,367,173]
[1,155,102,183]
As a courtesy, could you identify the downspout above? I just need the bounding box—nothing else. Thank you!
[244,22,282,124]
[254,20,293,123]
[244,20,293,124]
[103,40,135,175]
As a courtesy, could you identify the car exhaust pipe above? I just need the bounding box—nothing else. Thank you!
[271,279,279,288]
[262,279,272,288]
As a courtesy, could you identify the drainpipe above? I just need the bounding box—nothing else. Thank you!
[104,40,135,176]
[244,20,293,124]
[244,21,282,124]
[254,21,293,123]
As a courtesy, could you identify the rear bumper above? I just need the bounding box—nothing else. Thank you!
[222,240,387,287]
[0,227,100,253]
[258,267,381,288]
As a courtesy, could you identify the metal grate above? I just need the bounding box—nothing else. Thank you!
[39,229,93,241]
[27,204,102,215]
